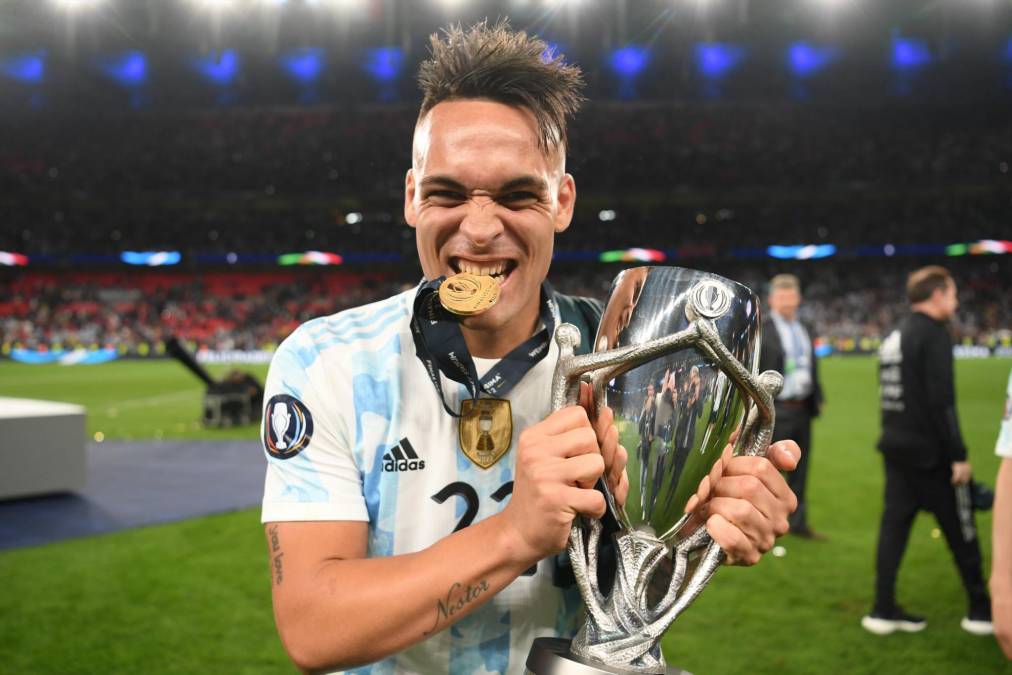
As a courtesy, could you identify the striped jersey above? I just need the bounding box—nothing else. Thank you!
[260,287,582,674]
[998,368,1012,459]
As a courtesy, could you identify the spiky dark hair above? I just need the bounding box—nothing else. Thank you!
[417,20,585,153]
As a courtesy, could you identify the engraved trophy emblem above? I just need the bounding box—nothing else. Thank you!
[271,402,291,450]
[526,267,783,675]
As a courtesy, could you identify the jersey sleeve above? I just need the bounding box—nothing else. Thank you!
[997,369,1012,459]
[260,325,368,523]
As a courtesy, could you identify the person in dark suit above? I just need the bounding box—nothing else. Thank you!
[759,274,824,539]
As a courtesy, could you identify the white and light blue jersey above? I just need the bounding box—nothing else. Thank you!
[261,288,582,674]
[997,368,1012,459]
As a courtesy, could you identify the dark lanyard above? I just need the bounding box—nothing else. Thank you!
[410,278,557,417]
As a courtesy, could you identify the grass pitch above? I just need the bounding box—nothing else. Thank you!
[0,357,1010,673]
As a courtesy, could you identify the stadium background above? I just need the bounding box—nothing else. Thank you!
[0,0,1010,672]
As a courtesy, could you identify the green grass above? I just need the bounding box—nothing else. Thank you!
[0,357,1010,673]
[0,361,269,440]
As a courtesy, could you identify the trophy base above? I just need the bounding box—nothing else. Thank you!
[525,638,691,675]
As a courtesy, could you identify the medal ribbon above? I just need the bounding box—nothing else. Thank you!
[410,278,558,417]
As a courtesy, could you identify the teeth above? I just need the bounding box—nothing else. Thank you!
[457,260,507,277]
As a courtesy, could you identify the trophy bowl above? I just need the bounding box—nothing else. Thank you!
[528,266,783,675]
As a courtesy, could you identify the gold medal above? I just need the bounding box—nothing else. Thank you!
[458,398,513,469]
[438,272,500,316]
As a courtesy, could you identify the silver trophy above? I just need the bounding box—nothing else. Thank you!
[527,267,783,675]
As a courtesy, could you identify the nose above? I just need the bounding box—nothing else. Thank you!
[459,199,504,248]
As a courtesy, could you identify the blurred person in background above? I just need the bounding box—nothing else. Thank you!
[759,274,824,539]
[863,266,992,636]
[990,368,1012,657]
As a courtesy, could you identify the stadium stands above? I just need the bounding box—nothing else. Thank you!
[2,260,1008,356]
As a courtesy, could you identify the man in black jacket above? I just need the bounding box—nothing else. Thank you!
[862,266,992,636]
[759,274,824,538]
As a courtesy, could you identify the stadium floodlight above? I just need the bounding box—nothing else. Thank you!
[787,42,839,78]
[891,37,932,71]
[192,50,240,86]
[52,0,104,10]
[694,43,746,79]
[609,46,650,78]
[1,51,46,84]
[98,51,148,87]
[362,47,404,83]
[191,0,235,9]
[193,50,240,86]
[279,48,324,84]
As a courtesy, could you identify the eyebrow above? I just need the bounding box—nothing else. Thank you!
[419,174,549,194]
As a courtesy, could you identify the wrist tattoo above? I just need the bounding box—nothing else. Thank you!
[423,579,490,637]
[268,524,283,585]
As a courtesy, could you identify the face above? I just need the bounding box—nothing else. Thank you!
[769,287,801,320]
[405,99,576,333]
[936,280,959,320]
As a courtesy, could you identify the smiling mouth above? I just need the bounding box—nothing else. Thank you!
[449,258,518,283]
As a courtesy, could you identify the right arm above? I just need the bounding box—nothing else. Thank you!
[267,406,611,673]
[922,324,970,480]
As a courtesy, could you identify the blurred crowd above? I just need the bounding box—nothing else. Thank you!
[2,103,1008,355]
[3,259,1008,355]
[1,103,1009,257]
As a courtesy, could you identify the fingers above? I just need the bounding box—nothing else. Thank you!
[544,426,601,459]
[566,486,606,519]
[578,381,595,418]
[555,453,606,487]
[707,478,791,540]
[706,513,763,566]
[536,404,592,436]
[607,443,627,493]
[719,456,798,515]
[767,440,801,471]
[613,470,629,508]
[596,408,617,474]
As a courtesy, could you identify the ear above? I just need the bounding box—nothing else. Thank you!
[404,168,417,228]
[554,173,576,234]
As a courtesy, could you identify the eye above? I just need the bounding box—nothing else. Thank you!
[425,190,465,205]
[500,191,540,207]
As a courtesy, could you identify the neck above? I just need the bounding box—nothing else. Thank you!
[773,308,796,322]
[460,301,541,359]
[912,302,946,322]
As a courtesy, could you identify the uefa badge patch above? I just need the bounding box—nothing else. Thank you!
[263,394,314,460]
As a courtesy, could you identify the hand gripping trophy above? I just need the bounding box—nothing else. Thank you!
[526,267,783,675]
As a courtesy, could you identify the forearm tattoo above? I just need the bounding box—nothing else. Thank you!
[423,579,490,637]
[268,524,284,586]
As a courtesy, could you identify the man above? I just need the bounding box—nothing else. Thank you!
[638,381,658,517]
[863,266,992,636]
[991,368,1012,657]
[261,22,801,674]
[759,274,824,539]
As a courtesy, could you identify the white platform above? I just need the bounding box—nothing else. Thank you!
[0,397,86,500]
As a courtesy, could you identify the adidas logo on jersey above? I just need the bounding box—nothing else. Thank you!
[383,438,425,472]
